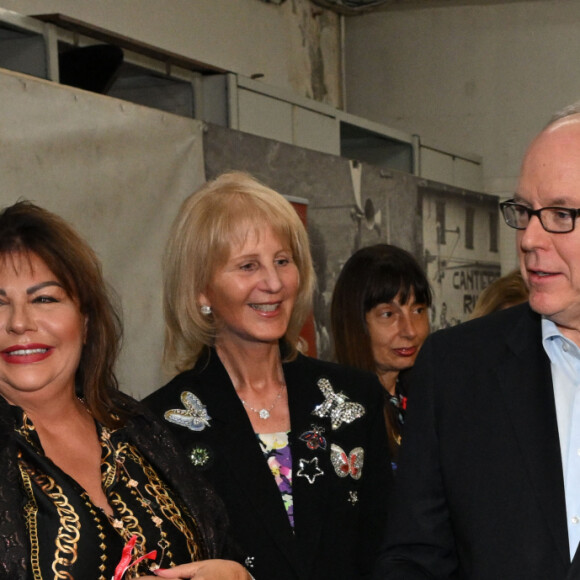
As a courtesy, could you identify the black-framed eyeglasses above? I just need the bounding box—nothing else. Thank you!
[499,200,580,233]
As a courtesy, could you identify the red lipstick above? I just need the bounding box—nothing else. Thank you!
[1,344,53,364]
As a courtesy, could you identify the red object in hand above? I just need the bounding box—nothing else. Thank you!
[113,535,157,580]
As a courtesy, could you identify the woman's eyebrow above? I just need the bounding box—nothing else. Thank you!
[26,281,63,295]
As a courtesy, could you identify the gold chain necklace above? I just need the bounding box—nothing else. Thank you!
[102,429,167,572]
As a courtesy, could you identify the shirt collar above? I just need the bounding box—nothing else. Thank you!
[542,316,562,342]
[542,316,580,360]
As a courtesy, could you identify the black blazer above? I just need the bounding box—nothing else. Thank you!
[145,349,392,580]
[374,303,580,580]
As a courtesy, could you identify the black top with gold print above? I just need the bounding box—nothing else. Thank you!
[14,409,205,580]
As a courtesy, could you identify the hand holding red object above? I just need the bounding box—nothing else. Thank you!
[113,535,157,580]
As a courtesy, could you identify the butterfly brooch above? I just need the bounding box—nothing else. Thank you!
[164,391,211,432]
[312,378,365,430]
[330,443,364,480]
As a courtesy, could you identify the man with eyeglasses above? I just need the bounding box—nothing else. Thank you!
[374,109,580,580]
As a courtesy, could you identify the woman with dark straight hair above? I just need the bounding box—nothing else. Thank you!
[331,244,432,463]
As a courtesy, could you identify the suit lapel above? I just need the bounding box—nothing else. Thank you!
[284,356,333,578]
[499,309,569,566]
[195,352,338,577]
[569,552,580,578]
[195,353,298,567]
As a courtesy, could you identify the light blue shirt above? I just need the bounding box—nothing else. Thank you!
[542,317,580,559]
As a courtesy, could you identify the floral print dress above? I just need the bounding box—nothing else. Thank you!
[257,432,294,528]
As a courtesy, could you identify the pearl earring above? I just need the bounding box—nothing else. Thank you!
[200,305,212,316]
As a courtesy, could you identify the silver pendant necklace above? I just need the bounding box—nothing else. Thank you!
[240,382,286,420]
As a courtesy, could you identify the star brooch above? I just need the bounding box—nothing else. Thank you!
[296,457,324,484]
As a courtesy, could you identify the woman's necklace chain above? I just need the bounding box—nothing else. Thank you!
[240,382,286,420]
[101,429,165,571]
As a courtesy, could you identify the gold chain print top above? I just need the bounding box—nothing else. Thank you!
[15,410,205,580]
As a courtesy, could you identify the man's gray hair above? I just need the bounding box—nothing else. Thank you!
[547,100,580,127]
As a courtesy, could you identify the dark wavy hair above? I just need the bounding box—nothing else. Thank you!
[0,201,126,428]
[331,243,432,373]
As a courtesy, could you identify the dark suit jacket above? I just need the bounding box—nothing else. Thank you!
[145,349,392,580]
[374,303,580,580]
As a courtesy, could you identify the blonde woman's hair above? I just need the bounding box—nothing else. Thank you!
[163,171,316,372]
[470,269,528,320]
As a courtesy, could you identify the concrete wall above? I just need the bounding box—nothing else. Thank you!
[0,0,342,106]
[6,0,570,273]
[345,0,580,268]
[345,0,580,194]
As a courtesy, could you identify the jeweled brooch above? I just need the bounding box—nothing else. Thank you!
[164,391,211,431]
[189,444,212,468]
[312,378,365,430]
[296,457,324,484]
[330,443,364,479]
[299,425,327,450]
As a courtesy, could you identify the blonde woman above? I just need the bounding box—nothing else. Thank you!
[145,172,391,580]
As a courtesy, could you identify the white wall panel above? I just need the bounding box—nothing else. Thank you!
[420,147,454,185]
[238,87,293,144]
[293,106,340,156]
[454,157,483,192]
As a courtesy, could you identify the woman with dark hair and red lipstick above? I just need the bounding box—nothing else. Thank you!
[0,201,251,579]
[144,171,391,580]
[330,244,432,465]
